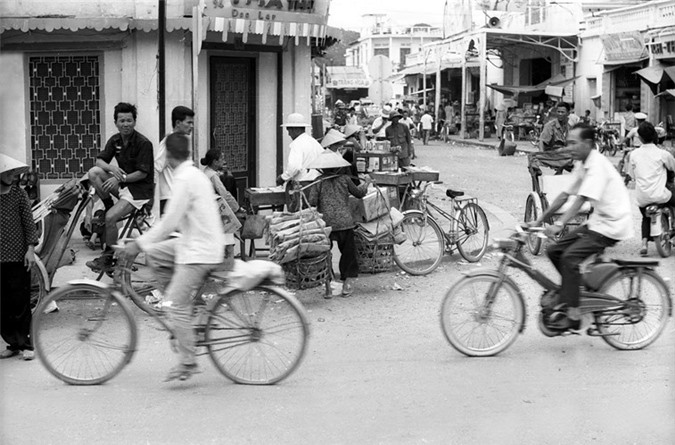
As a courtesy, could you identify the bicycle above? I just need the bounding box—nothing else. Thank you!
[440,226,672,357]
[31,246,310,385]
[527,115,543,148]
[393,180,489,275]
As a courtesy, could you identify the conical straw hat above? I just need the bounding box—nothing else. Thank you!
[0,153,29,175]
[305,150,351,169]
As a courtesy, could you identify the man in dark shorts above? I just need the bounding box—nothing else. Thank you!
[86,102,154,272]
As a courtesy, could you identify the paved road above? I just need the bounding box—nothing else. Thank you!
[2,141,674,444]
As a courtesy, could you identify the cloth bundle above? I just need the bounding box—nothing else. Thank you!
[267,208,332,264]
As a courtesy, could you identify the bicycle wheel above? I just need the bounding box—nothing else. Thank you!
[119,252,160,313]
[393,211,444,275]
[596,269,671,350]
[32,284,137,385]
[206,286,309,385]
[654,210,672,258]
[455,202,489,262]
[440,274,525,357]
[528,129,539,147]
[30,258,49,313]
[504,129,515,143]
[608,135,618,156]
[524,195,542,255]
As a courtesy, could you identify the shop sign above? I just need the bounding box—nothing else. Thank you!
[649,37,675,60]
[205,0,330,26]
[601,32,647,63]
[328,78,370,89]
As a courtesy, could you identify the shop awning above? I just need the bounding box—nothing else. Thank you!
[634,66,675,95]
[326,66,370,89]
[391,56,463,81]
[656,89,675,99]
[487,74,578,97]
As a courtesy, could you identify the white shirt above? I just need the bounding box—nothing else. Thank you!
[137,160,225,264]
[565,150,634,240]
[154,136,174,200]
[281,132,324,182]
[568,113,581,127]
[625,127,642,147]
[420,114,434,130]
[629,143,675,207]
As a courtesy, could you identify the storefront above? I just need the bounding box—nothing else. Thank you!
[644,29,675,137]
[0,0,336,198]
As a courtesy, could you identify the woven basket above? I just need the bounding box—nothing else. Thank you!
[282,252,332,290]
[355,233,394,274]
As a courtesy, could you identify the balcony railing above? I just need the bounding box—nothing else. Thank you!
[582,0,675,35]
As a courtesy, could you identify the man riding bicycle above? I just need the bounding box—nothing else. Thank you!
[123,133,227,382]
[529,124,634,329]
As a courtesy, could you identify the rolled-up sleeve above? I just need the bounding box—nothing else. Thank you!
[135,139,154,175]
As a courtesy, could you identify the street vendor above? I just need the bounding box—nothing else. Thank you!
[321,128,359,184]
[539,102,570,152]
[307,151,371,298]
[386,110,413,167]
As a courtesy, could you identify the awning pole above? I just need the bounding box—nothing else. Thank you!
[191,5,200,163]
[435,47,442,124]
[422,50,428,109]
[158,0,166,140]
[478,33,486,141]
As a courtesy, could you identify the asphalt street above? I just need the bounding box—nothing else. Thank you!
[2,140,674,445]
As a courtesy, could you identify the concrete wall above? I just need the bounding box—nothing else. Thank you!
[0,52,28,163]
[574,36,605,122]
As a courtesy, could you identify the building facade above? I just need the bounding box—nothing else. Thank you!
[0,0,335,198]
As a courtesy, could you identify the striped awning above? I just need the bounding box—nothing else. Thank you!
[0,17,339,44]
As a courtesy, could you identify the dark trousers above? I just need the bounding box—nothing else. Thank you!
[1,262,33,351]
[546,226,617,308]
[330,229,359,281]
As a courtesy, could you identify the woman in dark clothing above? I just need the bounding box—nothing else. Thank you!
[321,128,360,184]
[0,154,39,361]
[308,150,370,297]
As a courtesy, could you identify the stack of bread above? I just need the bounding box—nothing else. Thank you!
[266,208,332,264]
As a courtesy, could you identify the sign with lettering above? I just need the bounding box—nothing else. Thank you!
[205,0,330,26]
[649,37,675,60]
[601,32,647,63]
[328,78,370,89]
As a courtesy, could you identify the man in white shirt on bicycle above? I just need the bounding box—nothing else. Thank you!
[530,123,633,330]
[123,133,226,382]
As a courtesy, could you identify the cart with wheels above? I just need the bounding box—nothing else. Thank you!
[523,151,592,255]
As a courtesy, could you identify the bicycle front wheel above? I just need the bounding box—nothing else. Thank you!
[596,269,671,350]
[455,203,489,262]
[32,284,137,385]
[206,286,309,385]
[120,252,160,313]
[440,275,525,357]
[393,211,444,275]
[30,258,49,313]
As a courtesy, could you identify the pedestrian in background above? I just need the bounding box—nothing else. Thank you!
[0,154,38,361]
[420,109,434,145]
[386,110,413,167]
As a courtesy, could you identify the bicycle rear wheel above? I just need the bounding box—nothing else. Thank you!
[206,286,309,385]
[455,202,489,262]
[119,252,160,313]
[654,211,672,258]
[32,284,137,385]
[440,274,525,357]
[393,211,444,275]
[596,269,671,350]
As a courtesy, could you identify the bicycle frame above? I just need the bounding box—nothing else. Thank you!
[424,197,478,247]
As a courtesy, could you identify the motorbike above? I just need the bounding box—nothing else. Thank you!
[646,201,675,257]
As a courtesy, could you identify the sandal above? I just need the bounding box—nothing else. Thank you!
[164,363,201,382]
[639,247,648,257]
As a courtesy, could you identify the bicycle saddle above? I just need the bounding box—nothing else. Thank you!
[446,189,465,199]
[613,258,659,267]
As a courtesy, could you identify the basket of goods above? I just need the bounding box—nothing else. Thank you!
[353,201,406,274]
[267,207,333,290]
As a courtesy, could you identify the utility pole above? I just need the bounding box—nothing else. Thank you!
[158,0,166,140]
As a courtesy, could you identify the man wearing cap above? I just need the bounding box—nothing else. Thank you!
[372,106,392,141]
[386,110,413,167]
[276,113,324,196]
[0,154,39,360]
[623,112,648,148]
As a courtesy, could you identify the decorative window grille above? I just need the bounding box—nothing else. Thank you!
[29,55,101,180]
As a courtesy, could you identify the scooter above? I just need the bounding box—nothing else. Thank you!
[646,201,675,257]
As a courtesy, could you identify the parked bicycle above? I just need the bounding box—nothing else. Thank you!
[527,115,543,148]
[31,244,310,386]
[393,180,489,275]
[440,226,672,357]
